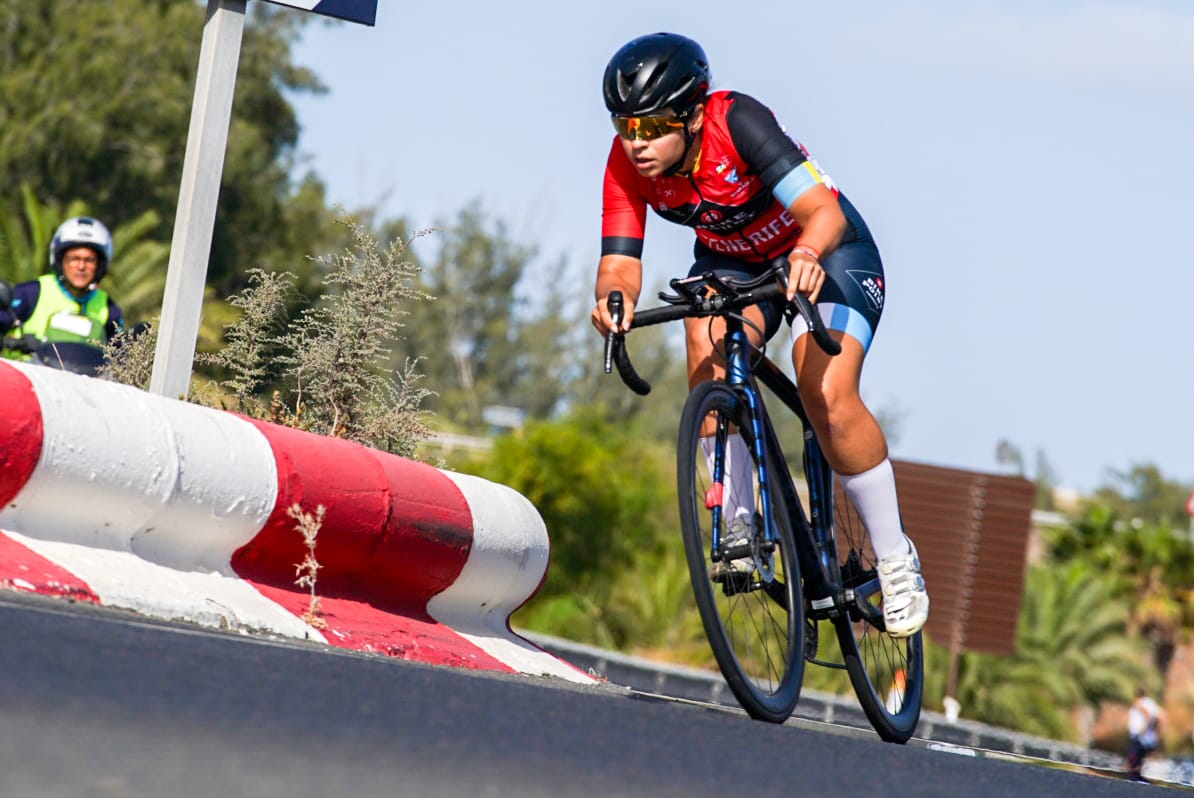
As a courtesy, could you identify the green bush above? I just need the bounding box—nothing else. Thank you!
[473,405,674,598]
[105,218,432,457]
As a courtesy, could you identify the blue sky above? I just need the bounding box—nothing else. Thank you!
[286,1,1193,495]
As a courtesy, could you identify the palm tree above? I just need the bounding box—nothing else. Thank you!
[950,561,1152,741]
[1048,502,1194,673]
[0,184,71,283]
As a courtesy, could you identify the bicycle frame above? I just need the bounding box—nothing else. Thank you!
[719,316,884,629]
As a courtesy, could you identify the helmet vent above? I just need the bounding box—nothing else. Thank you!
[639,63,664,96]
[673,76,695,102]
[616,71,633,103]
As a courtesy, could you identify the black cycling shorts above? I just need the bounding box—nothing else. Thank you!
[687,193,886,352]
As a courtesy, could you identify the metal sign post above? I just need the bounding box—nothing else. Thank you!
[150,0,246,399]
[150,0,376,400]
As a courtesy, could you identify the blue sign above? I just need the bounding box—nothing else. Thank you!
[262,0,377,26]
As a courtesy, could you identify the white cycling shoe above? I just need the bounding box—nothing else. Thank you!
[877,539,929,638]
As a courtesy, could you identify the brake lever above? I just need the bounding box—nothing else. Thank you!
[604,291,624,374]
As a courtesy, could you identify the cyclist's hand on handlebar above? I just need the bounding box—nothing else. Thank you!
[591,293,635,335]
[785,246,826,305]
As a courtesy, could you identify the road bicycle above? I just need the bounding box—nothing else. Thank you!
[604,259,924,742]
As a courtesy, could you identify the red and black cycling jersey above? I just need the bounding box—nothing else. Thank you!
[601,90,837,262]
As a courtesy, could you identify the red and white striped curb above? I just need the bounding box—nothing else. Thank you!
[0,360,592,683]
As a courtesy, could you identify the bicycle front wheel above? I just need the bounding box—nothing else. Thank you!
[829,479,924,743]
[677,380,804,723]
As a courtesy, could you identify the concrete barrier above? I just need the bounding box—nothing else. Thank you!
[0,360,591,683]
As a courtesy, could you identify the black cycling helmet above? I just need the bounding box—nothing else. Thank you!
[603,33,711,118]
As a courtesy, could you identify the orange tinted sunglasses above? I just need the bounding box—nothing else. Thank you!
[611,114,686,141]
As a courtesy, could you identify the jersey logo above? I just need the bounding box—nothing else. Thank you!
[848,270,885,312]
[711,162,740,187]
[655,182,686,210]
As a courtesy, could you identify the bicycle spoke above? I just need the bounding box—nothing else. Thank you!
[761,578,789,610]
[723,581,786,690]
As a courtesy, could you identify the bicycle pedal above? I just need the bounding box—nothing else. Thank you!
[720,541,752,561]
[713,570,755,596]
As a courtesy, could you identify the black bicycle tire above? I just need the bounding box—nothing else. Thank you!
[824,477,925,743]
[676,380,804,723]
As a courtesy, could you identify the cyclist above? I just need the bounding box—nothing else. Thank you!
[590,32,928,638]
[0,216,125,358]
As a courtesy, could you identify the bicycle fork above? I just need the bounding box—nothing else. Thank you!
[710,328,778,566]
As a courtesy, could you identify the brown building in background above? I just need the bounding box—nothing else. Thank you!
[891,460,1036,698]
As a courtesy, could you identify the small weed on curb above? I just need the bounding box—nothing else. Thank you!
[289,502,327,630]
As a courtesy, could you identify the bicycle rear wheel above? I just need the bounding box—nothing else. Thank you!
[677,380,804,723]
[828,476,924,742]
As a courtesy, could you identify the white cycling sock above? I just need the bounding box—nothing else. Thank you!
[700,433,755,523]
[839,458,909,561]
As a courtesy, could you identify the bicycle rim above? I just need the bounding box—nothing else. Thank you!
[677,381,804,723]
[828,477,924,742]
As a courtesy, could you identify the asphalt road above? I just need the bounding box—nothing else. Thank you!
[0,593,1162,797]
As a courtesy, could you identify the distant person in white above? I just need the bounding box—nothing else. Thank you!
[1125,688,1165,781]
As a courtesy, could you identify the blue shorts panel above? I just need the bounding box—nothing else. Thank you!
[793,194,885,351]
[688,193,886,350]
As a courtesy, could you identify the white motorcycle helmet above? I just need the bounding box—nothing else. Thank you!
[49,216,114,282]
